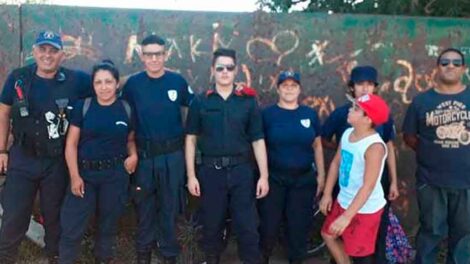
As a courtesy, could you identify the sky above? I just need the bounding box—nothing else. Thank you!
[50,0,261,12]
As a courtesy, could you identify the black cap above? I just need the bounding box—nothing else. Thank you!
[349,66,378,86]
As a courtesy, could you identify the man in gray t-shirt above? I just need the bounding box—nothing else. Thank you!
[402,48,470,264]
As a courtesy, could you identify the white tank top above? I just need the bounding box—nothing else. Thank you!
[337,128,387,213]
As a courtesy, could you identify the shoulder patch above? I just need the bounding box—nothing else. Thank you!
[206,89,215,97]
[234,85,257,97]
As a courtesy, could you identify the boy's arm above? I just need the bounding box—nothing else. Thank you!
[313,136,326,197]
[319,146,341,215]
[386,141,399,200]
[323,147,341,196]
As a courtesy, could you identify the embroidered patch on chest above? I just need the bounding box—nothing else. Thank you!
[168,90,178,101]
[300,119,311,128]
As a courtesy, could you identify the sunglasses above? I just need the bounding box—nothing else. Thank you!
[142,51,165,58]
[439,58,464,67]
[215,64,236,72]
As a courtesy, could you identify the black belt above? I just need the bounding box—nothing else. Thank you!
[202,155,251,169]
[138,137,183,158]
[79,156,124,170]
[270,163,313,177]
[14,142,63,158]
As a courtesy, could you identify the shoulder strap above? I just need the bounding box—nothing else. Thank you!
[82,97,92,118]
[82,98,131,120]
[11,64,35,100]
[120,99,132,120]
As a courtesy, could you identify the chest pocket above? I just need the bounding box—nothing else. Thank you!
[228,101,250,132]
[201,106,222,134]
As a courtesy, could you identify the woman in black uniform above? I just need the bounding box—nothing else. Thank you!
[58,60,137,264]
[259,71,325,264]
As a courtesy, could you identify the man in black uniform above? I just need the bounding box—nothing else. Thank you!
[185,48,269,264]
[121,35,193,264]
[0,31,91,263]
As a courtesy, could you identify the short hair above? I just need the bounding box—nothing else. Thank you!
[212,48,237,66]
[92,59,119,83]
[141,34,166,47]
[437,48,465,66]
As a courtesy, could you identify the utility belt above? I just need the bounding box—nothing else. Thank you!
[202,154,252,169]
[137,137,183,159]
[269,163,314,177]
[14,136,64,158]
[79,156,125,171]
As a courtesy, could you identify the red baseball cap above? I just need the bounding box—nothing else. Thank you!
[347,93,390,126]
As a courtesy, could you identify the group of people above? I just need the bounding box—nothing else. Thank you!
[0,29,467,264]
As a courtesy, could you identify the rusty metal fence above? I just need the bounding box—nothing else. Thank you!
[2,3,470,237]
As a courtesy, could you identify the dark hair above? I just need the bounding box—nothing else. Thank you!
[437,48,465,66]
[92,59,119,83]
[212,48,237,66]
[141,34,166,47]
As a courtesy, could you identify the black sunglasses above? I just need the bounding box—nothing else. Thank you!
[439,58,464,67]
[215,64,236,72]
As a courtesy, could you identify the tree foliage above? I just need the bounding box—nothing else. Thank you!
[257,0,470,17]
[0,0,50,4]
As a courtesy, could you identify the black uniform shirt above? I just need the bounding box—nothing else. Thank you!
[70,98,134,161]
[186,88,264,157]
[121,71,193,143]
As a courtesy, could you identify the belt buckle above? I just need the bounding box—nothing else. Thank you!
[97,160,104,170]
[214,160,222,170]
[221,157,230,167]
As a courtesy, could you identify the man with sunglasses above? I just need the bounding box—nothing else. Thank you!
[121,34,193,264]
[403,48,470,264]
[185,48,269,264]
[0,31,91,263]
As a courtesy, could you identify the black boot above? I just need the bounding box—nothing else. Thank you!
[205,254,220,264]
[162,256,177,264]
[136,251,152,264]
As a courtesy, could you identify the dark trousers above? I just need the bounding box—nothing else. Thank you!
[258,171,316,262]
[374,203,390,263]
[0,145,67,261]
[58,165,129,263]
[415,183,470,264]
[198,162,261,264]
[134,150,185,257]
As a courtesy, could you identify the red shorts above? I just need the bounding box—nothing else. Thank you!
[321,200,384,257]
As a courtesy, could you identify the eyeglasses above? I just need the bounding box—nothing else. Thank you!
[439,58,464,67]
[142,51,165,58]
[215,64,236,72]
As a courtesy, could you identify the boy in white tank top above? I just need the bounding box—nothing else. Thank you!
[320,94,390,264]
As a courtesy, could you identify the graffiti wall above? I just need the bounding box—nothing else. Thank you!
[0,6,19,86]
[4,4,470,232]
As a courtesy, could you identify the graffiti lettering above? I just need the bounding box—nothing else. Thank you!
[190,35,208,63]
[246,30,299,66]
[302,96,336,120]
[307,40,329,67]
[124,34,140,64]
[62,34,99,61]
[166,38,182,60]
[212,22,238,51]
[393,60,414,104]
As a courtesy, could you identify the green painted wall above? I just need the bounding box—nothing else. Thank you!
[4,4,470,234]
